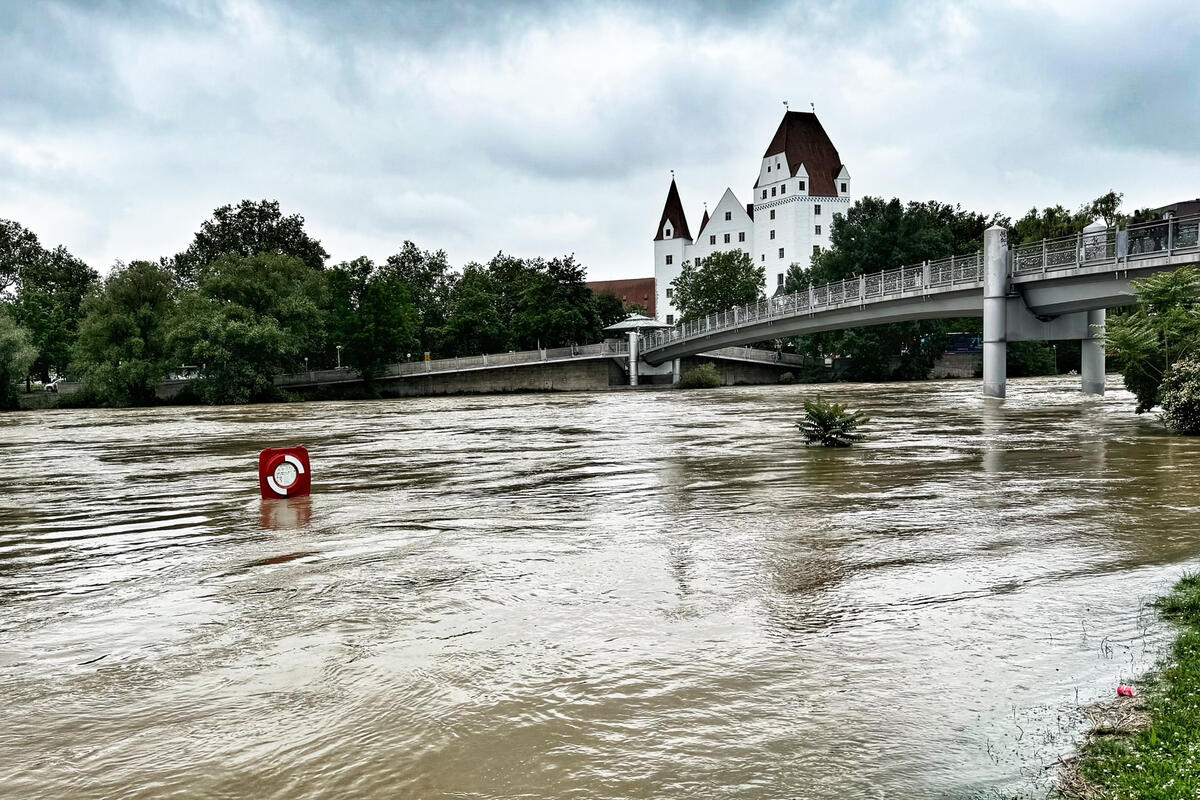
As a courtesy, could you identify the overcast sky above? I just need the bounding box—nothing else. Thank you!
[3,0,1199,280]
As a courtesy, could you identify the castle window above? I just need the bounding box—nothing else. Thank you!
[695,257,701,266]
[725,211,732,221]
[770,209,775,220]
[815,225,822,235]
[767,165,771,173]
[813,245,820,257]
[666,287,673,299]
[667,314,674,324]
[738,232,745,242]
[815,204,822,216]
[799,181,806,191]
[771,187,777,197]
[761,254,765,262]
[780,185,786,195]
[664,227,671,237]
[665,255,673,265]
[762,190,767,199]
[709,235,716,245]
[770,230,775,240]
[778,248,785,259]
[777,273,784,286]
[841,182,847,193]
[724,233,730,244]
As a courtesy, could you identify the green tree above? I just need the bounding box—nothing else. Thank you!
[1087,190,1127,229]
[787,198,996,380]
[1160,358,1200,435]
[1105,267,1200,413]
[384,242,456,355]
[0,311,36,410]
[1009,205,1092,246]
[594,293,629,328]
[510,255,603,349]
[325,257,419,381]
[72,260,178,407]
[0,219,43,299]
[170,200,329,284]
[670,249,764,322]
[168,253,326,404]
[12,245,99,382]
[436,264,508,357]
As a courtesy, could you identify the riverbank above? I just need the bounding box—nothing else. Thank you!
[1064,573,1200,797]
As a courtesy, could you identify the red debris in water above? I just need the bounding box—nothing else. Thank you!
[1117,685,1138,697]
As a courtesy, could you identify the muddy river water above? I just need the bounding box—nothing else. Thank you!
[2,376,1198,799]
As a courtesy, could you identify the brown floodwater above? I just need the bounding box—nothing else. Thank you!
[1,376,1198,799]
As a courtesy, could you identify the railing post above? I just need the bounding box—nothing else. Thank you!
[1168,218,1175,253]
[1076,232,1082,267]
[859,274,866,305]
[923,260,930,289]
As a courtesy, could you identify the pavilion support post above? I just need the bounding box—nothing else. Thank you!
[983,225,1009,399]
[627,331,639,387]
[1081,308,1106,395]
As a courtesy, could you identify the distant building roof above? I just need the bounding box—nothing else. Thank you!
[1155,199,1200,218]
[756,111,844,197]
[588,277,656,316]
[654,179,692,241]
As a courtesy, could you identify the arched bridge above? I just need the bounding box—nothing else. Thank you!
[639,213,1200,397]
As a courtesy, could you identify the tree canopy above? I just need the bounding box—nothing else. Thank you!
[1105,267,1200,413]
[167,252,326,404]
[170,200,329,283]
[670,249,765,323]
[72,260,178,407]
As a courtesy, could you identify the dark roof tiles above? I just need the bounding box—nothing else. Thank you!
[654,179,692,241]
[756,111,844,197]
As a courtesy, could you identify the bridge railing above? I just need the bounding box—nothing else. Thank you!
[276,340,629,387]
[1012,212,1200,275]
[644,251,983,352]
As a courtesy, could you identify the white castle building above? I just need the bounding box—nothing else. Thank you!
[653,111,852,323]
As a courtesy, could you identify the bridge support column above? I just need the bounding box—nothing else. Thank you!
[983,225,1009,398]
[1081,309,1106,395]
[672,358,681,385]
[628,331,639,386]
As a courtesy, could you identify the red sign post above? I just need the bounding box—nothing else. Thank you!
[259,446,312,499]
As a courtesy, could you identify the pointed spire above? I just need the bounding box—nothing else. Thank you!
[654,177,692,242]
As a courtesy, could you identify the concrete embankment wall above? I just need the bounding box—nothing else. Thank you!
[376,358,627,397]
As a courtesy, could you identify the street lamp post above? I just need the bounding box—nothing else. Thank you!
[336,345,343,370]
[1052,344,1058,374]
[304,356,309,375]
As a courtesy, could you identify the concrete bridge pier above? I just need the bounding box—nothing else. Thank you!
[1081,309,1106,395]
[982,226,1009,398]
[672,358,681,385]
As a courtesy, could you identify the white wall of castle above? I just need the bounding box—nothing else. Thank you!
[654,161,853,322]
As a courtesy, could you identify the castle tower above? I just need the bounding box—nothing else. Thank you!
[653,178,692,323]
[750,111,851,293]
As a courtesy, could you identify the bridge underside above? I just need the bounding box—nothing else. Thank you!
[642,291,983,365]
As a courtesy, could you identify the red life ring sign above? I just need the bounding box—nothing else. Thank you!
[259,446,311,499]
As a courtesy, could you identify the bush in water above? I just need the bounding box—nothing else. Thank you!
[1160,358,1200,434]
[797,396,869,447]
[676,363,723,389]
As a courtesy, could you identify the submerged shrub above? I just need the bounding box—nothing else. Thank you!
[778,371,796,385]
[797,396,869,447]
[676,363,723,389]
[1160,358,1200,434]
